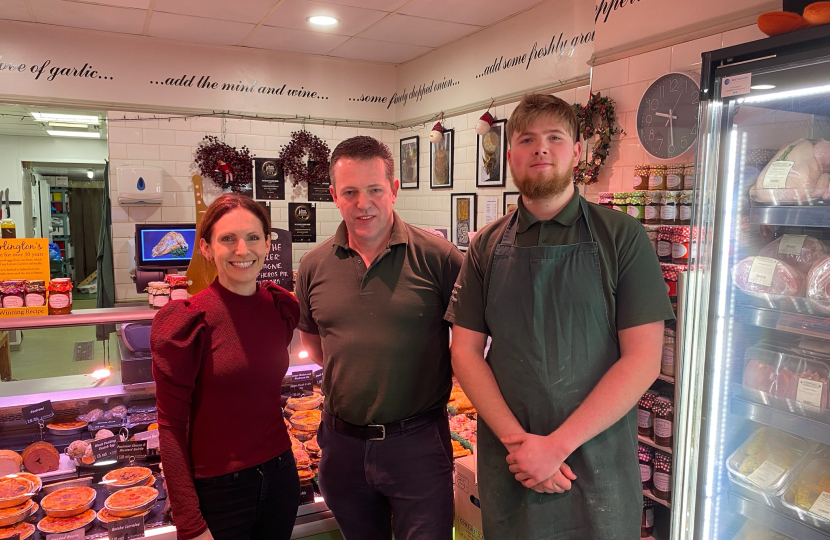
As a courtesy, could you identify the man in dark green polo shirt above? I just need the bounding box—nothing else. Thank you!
[445,94,675,539]
[295,136,463,540]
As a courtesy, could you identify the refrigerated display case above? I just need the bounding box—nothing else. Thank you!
[675,26,830,540]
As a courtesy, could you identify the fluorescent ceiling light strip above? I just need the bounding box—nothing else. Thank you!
[47,130,101,138]
[741,83,830,104]
[32,112,100,124]
[49,122,88,128]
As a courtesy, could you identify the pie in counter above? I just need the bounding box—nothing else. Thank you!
[0,500,36,527]
[104,486,159,517]
[46,421,88,432]
[41,487,96,517]
[286,393,323,411]
[37,509,95,533]
[97,507,150,524]
[0,521,34,539]
[9,474,41,495]
[103,467,153,487]
[290,410,322,431]
[0,477,33,509]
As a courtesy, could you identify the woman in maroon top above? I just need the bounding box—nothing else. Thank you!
[151,194,300,540]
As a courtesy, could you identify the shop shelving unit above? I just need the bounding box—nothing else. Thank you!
[50,187,72,278]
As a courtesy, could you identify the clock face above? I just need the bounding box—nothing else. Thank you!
[637,73,700,160]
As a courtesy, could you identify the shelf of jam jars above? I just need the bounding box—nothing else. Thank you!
[0,306,156,331]
[639,434,673,454]
[750,205,830,228]
[644,488,672,509]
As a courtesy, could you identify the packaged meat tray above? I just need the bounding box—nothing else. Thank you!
[726,427,808,496]
[759,235,828,274]
[781,457,830,529]
[808,256,830,308]
[742,345,830,413]
[732,257,806,298]
[749,138,830,205]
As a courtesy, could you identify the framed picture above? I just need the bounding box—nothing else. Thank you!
[503,192,520,215]
[399,136,419,189]
[476,119,507,187]
[430,129,454,189]
[451,193,477,251]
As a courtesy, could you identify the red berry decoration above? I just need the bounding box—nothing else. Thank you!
[571,92,623,185]
[278,130,331,186]
[195,135,255,192]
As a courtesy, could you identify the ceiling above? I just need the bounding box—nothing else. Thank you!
[0,0,544,64]
[0,104,106,138]
[30,162,107,180]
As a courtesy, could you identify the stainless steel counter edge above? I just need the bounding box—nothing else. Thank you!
[0,306,157,331]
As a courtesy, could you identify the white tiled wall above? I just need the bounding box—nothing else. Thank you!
[107,111,394,302]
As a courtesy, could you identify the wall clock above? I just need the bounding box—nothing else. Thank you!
[637,72,700,160]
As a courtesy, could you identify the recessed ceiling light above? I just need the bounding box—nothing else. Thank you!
[750,84,776,90]
[32,112,100,124]
[308,15,338,26]
[47,130,101,138]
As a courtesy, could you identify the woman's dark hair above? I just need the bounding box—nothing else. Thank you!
[199,194,270,244]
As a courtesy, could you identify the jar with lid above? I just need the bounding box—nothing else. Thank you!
[683,163,695,190]
[598,192,613,208]
[48,278,73,315]
[644,191,662,225]
[644,225,659,255]
[147,281,170,309]
[679,190,693,224]
[633,165,650,190]
[661,191,679,225]
[657,227,673,263]
[627,192,645,222]
[1,280,26,308]
[638,391,657,437]
[666,164,684,190]
[672,226,690,265]
[24,280,47,307]
[662,334,676,377]
[652,452,672,502]
[653,397,674,447]
[638,443,654,491]
[166,274,189,301]
[641,497,655,538]
[662,263,680,313]
[649,165,667,190]
[612,193,627,214]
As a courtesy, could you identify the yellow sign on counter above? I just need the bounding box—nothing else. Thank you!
[0,238,50,317]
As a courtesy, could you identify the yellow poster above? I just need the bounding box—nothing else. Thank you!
[0,239,50,317]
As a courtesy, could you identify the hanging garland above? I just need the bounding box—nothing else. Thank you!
[572,92,623,185]
[194,135,255,192]
[278,130,331,186]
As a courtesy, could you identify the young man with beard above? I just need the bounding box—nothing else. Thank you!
[295,136,462,540]
[445,94,674,539]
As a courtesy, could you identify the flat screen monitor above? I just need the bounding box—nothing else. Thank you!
[135,223,196,269]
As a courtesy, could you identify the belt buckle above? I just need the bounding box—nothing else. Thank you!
[368,424,386,441]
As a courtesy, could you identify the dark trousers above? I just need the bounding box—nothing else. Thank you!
[194,448,300,540]
[317,415,454,540]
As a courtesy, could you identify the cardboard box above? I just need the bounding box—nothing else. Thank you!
[454,455,484,540]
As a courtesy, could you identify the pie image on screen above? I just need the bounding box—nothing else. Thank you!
[152,232,189,258]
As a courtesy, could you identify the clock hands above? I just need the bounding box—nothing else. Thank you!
[655,90,684,149]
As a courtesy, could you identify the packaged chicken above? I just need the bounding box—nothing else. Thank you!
[750,138,830,204]
[742,345,830,412]
[726,427,807,495]
[732,257,806,297]
[759,235,828,274]
[781,457,830,527]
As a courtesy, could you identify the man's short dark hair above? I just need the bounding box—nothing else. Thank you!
[329,136,395,186]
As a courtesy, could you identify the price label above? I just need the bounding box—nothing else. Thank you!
[747,460,785,488]
[313,369,323,386]
[91,436,118,460]
[116,441,147,462]
[797,378,825,409]
[108,515,145,540]
[46,529,85,540]
[133,430,159,449]
[89,419,125,431]
[747,257,777,287]
[762,160,795,189]
[810,491,830,519]
[778,234,807,256]
[22,400,54,425]
[292,370,314,392]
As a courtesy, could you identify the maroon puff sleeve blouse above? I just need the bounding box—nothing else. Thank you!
[151,279,298,540]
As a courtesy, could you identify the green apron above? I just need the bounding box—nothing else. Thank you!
[479,197,641,539]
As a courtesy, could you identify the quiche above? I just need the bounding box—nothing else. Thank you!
[286,393,323,411]
[304,436,320,454]
[41,487,96,517]
[37,509,95,534]
[0,500,35,527]
[9,474,40,495]
[0,477,33,509]
[297,468,314,483]
[290,410,322,431]
[103,467,153,487]
[105,486,159,517]
[0,521,34,540]
[97,507,150,525]
[46,420,88,432]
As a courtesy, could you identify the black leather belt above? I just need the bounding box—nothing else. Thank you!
[322,408,446,441]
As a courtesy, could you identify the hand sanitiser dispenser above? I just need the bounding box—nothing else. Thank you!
[117,165,164,205]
